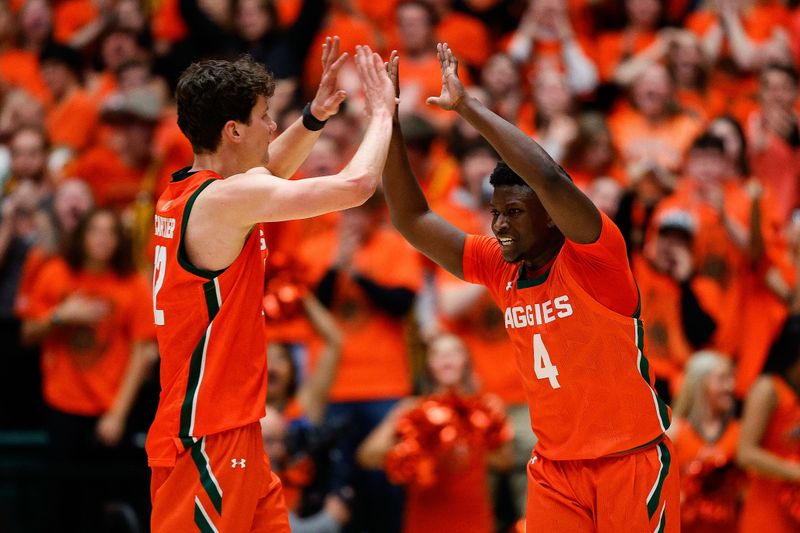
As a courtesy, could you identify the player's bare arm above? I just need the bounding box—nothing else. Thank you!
[428,43,602,245]
[382,50,468,279]
[186,46,396,272]
[267,36,348,178]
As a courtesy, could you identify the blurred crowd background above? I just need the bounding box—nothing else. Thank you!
[1,0,800,532]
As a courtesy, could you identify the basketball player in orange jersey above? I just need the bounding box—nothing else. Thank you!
[146,41,397,532]
[382,44,678,532]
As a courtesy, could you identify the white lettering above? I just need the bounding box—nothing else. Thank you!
[154,215,176,239]
[554,295,573,318]
[513,307,527,328]
[504,295,573,329]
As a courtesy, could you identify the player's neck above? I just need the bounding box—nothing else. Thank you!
[191,151,248,178]
[522,235,564,275]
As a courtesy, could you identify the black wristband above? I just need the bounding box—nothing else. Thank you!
[302,102,327,131]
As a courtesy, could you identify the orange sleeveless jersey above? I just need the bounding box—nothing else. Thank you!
[146,168,269,467]
[463,213,670,460]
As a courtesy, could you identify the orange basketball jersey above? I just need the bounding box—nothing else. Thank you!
[463,214,670,460]
[146,167,269,467]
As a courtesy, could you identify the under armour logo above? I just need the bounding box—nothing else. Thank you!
[231,458,246,469]
[506,282,513,291]
[530,456,538,465]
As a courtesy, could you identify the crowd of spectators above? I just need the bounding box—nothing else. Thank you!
[1,0,800,532]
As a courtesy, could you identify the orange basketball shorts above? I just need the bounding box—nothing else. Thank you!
[525,437,679,532]
[150,422,290,533]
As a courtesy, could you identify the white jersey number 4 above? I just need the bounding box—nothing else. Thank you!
[533,334,560,389]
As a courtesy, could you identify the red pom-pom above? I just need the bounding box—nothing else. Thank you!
[385,392,512,488]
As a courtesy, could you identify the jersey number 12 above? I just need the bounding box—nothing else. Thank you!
[153,244,167,326]
[533,334,560,389]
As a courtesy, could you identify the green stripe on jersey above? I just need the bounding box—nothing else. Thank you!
[178,279,221,443]
[194,497,219,533]
[647,441,671,519]
[191,439,222,514]
[636,318,671,431]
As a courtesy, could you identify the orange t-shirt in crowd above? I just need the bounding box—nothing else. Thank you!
[14,246,53,319]
[297,226,422,402]
[735,242,795,397]
[671,417,742,533]
[436,12,491,69]
[432,192,527,406]
[64,145,145,208]
[53,0,99,44]
[739,375,800,533]
[353,0,399,35]
[398,52,460,129]
[675,86,728,123]
[19,257,155,416]
[686,4,789,103]
[46,87,100,151]
[608,106,703,173]
[633,255,723,395]
[146,168,270,467]
[747,109,800,225]
[151,0,188,44]
[152,111,195,198]
[463,212,671,459]
[303,11,379,96]
[0,49,52,105]
[595,30,657,83]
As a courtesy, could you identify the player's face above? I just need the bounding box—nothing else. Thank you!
[490,185,553,263]
[427,336,469,389]
[704,362,734,416]
[242,95,277,168]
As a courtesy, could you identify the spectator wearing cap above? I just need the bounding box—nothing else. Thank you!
[64,87,162,208]
[633,208,722,402]
[39,42,99,156]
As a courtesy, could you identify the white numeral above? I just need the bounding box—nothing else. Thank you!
[533,334,560,389]
[153,245,167,326]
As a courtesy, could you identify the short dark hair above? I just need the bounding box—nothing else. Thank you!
[689,132,726,155]
[489,162,529,188]
[39,43,84,80]
[761,62,799,86]
[176,56,275,154]
[64,209,134,276]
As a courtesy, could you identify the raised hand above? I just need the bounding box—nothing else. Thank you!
[386,50,399,100]
[426,43,466,111]
[310,36,349,121]
[354,45,396,116]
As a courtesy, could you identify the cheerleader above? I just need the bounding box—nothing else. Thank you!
[667,351,741,532]
[357,334,513,533]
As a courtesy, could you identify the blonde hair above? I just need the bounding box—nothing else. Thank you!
[672,351,731,425]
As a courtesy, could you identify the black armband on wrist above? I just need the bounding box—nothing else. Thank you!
[302,102,327,131]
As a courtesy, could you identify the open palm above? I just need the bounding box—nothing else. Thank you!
[427,43,466,111]
[311,36,348,120]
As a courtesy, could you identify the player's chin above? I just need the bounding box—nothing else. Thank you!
[500,249,521,263]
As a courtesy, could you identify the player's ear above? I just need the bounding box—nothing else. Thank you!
[222,120,241,144]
